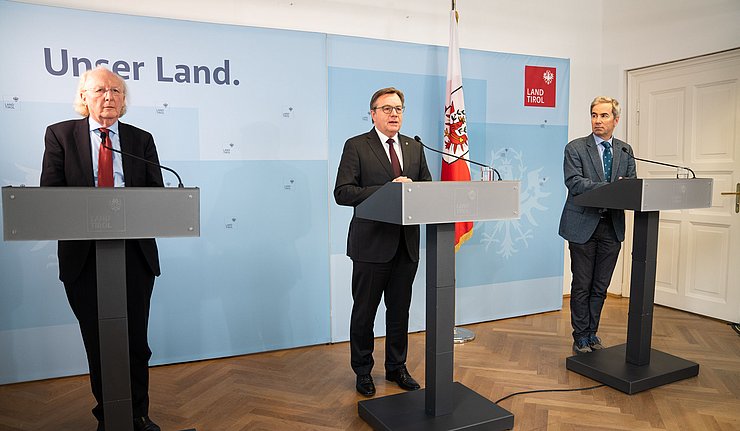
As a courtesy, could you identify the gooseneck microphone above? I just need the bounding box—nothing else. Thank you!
[100,131,184,187]
[413,135,502,181]
[621,147,695,179]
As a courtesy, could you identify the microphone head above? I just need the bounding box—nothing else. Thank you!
[621,147,628,152]
[414,135,422,143]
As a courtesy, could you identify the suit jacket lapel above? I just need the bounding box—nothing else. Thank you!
[77,118,94,186]
[398,135,412,176]
[118,122,133,186]
[367,129,395,178]
[587,134,605,181]
[611,138,624,179]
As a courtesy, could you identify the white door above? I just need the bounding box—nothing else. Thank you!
[627,49,740,323]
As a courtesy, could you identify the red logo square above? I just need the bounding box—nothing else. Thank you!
[524,66,556,107]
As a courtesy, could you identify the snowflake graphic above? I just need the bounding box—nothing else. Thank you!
[480,148,551,258]
[543,70,554,85]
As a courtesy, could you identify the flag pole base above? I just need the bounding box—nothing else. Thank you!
[453,327,475,344]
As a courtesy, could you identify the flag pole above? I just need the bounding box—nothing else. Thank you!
[446,1,476,344]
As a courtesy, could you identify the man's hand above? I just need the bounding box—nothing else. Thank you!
[392,176,412,183]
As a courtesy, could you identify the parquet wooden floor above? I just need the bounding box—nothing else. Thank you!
[1,297,739,430]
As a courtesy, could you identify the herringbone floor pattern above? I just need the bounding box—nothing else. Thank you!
[1,297,739,430]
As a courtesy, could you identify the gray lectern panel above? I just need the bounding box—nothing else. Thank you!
[639,178,713,211]
[572,178,713,212]
[3,186,200,241]
[355,181,520,226]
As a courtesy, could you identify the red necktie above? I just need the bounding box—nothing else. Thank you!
[98,128,114,187]
[387,138,402,177]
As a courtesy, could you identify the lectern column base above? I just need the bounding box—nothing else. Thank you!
[358,382,513,431]
[566,344,699,394]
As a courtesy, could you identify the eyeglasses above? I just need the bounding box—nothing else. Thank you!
[373,105,405,114]
[85,87,123,97]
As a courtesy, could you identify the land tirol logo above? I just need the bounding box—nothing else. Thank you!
[524,65,556,107]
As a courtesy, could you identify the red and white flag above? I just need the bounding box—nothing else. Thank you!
[442,8,473,251]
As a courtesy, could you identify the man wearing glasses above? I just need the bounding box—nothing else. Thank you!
[334,87,432,396]
[40,66,163,431]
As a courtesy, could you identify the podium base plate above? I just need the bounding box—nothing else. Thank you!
[358,382,513,430]
[566,344,699,394]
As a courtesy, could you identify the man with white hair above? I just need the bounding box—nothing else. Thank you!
[41,66,163,431]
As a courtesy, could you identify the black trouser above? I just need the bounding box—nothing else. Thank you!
[568,217,621,341]
[63,243,155,422]
[349,238,418,376]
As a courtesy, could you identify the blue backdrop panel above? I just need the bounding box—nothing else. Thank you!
[326,35,568,342]
[0,0,330,383]
[457,123,567,286]
[150,160,330,363]
[1,0,569,383]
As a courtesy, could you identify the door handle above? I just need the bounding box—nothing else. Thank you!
[721,183,739,213]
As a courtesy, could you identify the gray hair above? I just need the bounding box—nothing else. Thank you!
[73,66,128,117]
[590,96,620,118]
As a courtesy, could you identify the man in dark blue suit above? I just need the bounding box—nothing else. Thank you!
[559,96,637,355]
[40,66,163,431]
[334,87,432,396]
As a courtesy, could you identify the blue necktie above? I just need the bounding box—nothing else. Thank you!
[602,141,612,182]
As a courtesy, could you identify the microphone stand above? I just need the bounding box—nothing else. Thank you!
[414,136,502,181]
[621,147,696,179]
[101,138,184,187]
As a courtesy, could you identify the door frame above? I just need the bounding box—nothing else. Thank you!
[623,47,740,304]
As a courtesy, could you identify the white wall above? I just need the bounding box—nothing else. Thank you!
[16,0,740,297]
[604,0,740,138]
[16,0,737,152]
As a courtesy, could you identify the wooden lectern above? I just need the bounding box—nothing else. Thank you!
[2,186,200,431]
[354,180,520,431]
[565,178,713,394]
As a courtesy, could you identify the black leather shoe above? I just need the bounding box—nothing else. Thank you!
[385,366,420,391]
[133,416,161,431]
[356,374,376,396]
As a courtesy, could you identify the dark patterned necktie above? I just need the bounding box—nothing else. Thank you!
[387,138,402,177]
[98,128,114,187]
[602,141,612,182]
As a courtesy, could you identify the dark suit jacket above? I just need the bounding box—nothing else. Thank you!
[334,129,432,263]
[558,133,637,244]
[40,117,165,283]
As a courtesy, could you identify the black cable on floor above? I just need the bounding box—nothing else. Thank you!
[494,383,605,404]
[731,322,740,336]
